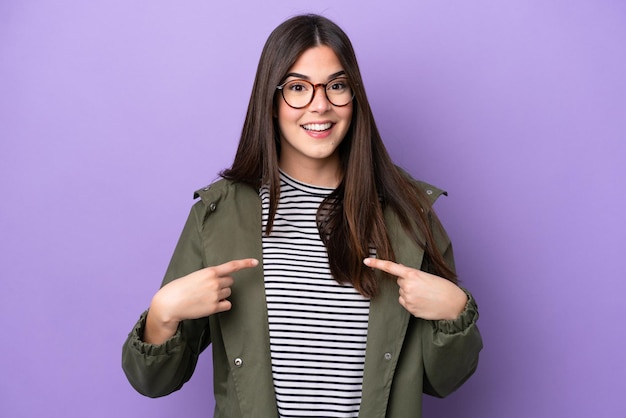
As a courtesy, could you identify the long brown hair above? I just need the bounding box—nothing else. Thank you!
[221,14,456,297]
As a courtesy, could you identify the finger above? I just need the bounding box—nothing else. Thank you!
[398,295,408,311]
[363,257,410,277]
[214,299,232,313]
[212,258,259,277]
[217,286,232,300]
[217,275,234,290]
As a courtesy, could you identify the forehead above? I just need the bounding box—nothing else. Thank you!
[287,45,344,77]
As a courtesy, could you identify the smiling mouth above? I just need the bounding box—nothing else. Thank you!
[302,122,334,132]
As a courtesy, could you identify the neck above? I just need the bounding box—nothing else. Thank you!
[278,158,341,188]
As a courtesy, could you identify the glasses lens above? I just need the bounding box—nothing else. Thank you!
[282,80,312,108]
[281,78,353,108]
[325,78,353,107]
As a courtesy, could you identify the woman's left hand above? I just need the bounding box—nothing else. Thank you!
[363,257,467,320]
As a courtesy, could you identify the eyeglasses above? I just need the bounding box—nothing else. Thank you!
[276,77,354,109]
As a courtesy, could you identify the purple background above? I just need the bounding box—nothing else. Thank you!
[1,1,625,417]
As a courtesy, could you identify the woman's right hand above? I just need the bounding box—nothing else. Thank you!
[143,258,259,344]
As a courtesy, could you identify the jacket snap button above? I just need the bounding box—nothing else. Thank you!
[384,352,392,360]
[234,358,243,367]
[426,189,433,195]
[209,202,217,212]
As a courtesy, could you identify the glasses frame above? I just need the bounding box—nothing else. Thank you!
[276,77,355,109]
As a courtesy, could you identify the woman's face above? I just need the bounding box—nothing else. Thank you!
[276,45,353,183]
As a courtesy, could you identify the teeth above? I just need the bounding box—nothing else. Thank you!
[302,122,333,132]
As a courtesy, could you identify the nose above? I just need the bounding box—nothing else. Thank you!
[309,85,332,113]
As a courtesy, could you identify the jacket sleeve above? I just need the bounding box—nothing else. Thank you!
[420,212,483,398]
[421,289,482,397]
[121,202,212,398]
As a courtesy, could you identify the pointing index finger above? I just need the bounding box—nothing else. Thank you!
[363,257,408,277]
[213,258,259,277]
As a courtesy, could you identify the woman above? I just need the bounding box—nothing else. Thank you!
[122,14,482,418]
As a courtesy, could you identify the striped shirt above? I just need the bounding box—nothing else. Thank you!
[261,171,370,418]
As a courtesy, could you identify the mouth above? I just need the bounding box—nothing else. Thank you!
[301,122,334,132]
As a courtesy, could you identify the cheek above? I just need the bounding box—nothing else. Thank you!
[338,105,354,128]
[276,102,301,126]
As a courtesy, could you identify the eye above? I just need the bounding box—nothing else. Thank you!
[286,80,310,93]
[328,78,348,91]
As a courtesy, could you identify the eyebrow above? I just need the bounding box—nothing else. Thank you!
[284,70,346,81]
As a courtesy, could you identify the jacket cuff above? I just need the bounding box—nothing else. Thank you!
[126,310,184,357]
[432,288,479,334]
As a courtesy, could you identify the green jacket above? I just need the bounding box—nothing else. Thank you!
[122,179,482,418]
